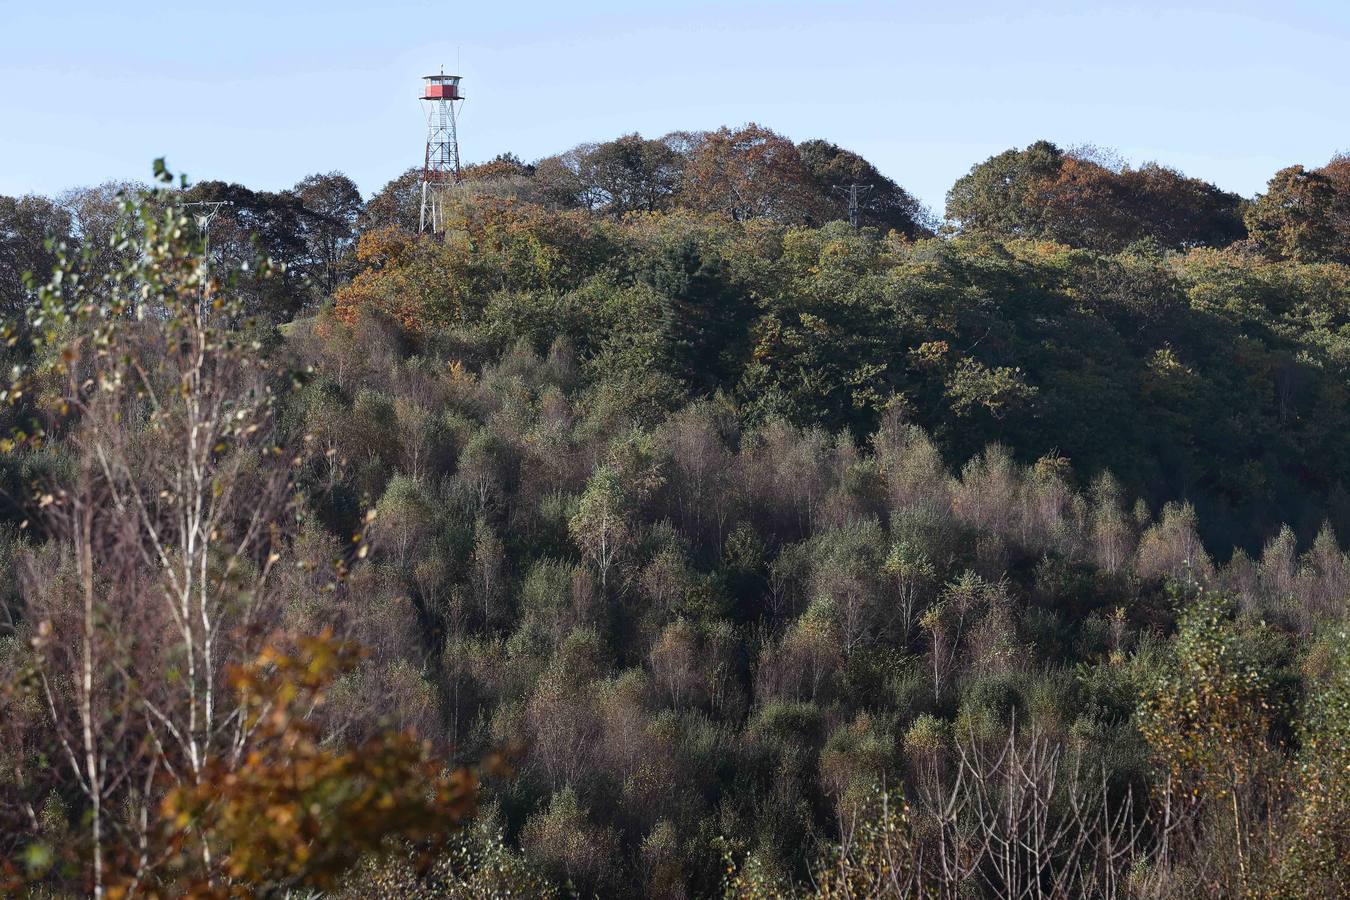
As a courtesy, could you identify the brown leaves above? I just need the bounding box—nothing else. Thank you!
[682,124,826,224]
[151,633,481,897]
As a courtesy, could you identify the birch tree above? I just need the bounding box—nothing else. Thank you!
[3,163,367,893]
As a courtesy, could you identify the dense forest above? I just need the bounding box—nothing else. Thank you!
[3,126,1350,897]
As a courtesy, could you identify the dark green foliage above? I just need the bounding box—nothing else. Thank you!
[0,193,72,320]
[638,236,754,394]
[797,139,934,238]
[946,140,1067,237]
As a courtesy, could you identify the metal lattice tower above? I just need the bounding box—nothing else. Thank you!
[182,200,233,317]
[420,69,464,234]
[833,183,874,229]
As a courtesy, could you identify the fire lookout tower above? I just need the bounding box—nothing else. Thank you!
[420,70,464,234]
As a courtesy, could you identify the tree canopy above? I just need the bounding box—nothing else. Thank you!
[5,136,1350,898]
[946,140,1247,252]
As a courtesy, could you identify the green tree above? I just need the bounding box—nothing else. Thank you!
[1246,164,1344,263]
[569,466,633,594]
[362,167,422,233]
[583,133,685,214]
[0,193,71,318]
[293,171,364,300]
[1137,593,1284,893]
[640,236,752,393]
[945,140,1065,236]
[1274,633,1350,897]
[798,139,932,237]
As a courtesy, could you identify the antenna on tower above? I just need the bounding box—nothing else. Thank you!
[419,68,465,234]
[832,183,874,229]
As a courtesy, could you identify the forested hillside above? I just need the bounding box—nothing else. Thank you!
[4,128,1350,898]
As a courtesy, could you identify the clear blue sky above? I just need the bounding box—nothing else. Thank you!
[1,0,1347,214]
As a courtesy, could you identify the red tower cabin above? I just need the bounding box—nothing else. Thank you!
[422,74,463,100]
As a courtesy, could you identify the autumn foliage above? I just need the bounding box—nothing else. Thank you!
[156,634,481,898]
[7,135,1350,897]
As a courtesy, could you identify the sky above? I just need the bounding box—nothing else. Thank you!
[1,0,1347,215]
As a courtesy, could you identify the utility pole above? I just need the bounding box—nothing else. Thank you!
[832,183,873,229]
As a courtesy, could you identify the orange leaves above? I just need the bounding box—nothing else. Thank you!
[683,124,824,224]
[352,225,416,269]
[332,225,430,331]
[154,633,481,897]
